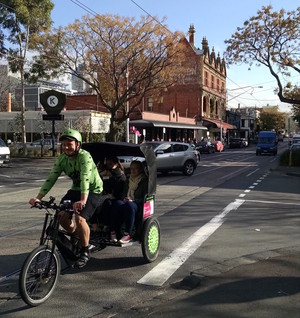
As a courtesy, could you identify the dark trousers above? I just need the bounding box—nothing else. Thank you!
[111,200,138,235]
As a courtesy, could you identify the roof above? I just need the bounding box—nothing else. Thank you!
[202,118,235,130]
[130,120,207,130]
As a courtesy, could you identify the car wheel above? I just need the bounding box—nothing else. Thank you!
[183,160,195,176]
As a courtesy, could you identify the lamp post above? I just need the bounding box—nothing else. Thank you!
[126,67,129,143]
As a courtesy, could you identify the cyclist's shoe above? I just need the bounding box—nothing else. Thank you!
[119,233,131,244]
[74,249,90,268]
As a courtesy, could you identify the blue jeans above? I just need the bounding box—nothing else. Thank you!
[112,200,138,235]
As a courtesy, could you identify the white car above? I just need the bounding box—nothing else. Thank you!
[0,138,10,165]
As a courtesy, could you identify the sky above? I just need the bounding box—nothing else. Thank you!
[50,0,299,113]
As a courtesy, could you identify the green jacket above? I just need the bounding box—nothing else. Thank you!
[39,149,103,197]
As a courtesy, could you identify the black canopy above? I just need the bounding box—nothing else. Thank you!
[82,142,156,195]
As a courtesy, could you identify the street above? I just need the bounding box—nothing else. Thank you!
[0,141,299,317]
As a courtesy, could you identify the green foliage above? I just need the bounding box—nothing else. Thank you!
[280,149,300,166]
[257,107,286,131]
[224,5,300,106]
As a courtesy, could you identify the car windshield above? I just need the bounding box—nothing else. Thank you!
[0,139,6,147]
[258,137,274,144]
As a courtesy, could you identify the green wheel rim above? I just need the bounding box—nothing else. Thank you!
[148,225,159,254]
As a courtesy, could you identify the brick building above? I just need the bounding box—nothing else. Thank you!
[63,25,234,142]
[130,25,234,142]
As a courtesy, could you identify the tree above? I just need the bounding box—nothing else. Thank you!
[284,85,300,127]
[30,14,184,141]
[224,6,300,106]
[257,106,286,131]
[0,0,54,151]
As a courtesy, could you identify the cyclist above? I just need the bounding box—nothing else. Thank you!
[29,129,103,268]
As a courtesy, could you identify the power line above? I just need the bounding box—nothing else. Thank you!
[69,0,98,17]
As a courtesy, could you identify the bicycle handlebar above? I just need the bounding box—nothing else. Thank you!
[34,196,74,212]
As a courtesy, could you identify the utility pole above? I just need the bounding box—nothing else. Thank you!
[126,66,129,143]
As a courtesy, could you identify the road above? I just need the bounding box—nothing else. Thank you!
[0,141,299,317]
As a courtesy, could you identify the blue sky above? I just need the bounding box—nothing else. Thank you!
[51,0,298,112]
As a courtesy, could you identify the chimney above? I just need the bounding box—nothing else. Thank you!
[188,24,195,46]
[202,37,208,51]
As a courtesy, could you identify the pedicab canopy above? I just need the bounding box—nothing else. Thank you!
[82,142,157,196]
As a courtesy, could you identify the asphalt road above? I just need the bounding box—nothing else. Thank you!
[0,141,299,317]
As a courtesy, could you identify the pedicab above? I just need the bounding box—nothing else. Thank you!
[19,141,160,307]
[81,141,160,263]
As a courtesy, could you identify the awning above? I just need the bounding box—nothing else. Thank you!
[130,120,207,130]
[202,118,235,130]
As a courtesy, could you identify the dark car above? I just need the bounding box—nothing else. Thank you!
[195,141,215,154]
[229,138,246,148]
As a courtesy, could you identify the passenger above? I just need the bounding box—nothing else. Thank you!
[110,160,148,243]
[29,129,103,268]
[90,156,126,240]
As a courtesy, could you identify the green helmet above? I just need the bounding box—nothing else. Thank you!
[59,129,82,143]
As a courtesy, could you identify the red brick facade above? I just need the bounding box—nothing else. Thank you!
[64,25,229,141]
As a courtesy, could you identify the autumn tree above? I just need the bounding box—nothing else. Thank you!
[30,14,184,141]
[257,106,286,132]
[224,6,300,106]
[0,0,54,151]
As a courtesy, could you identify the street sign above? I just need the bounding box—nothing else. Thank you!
[42,114,64,121]
[40,90,66,115]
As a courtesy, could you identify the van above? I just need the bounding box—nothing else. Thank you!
[292,134,300,145]
[256,131,278,156]
[0,138,10,165]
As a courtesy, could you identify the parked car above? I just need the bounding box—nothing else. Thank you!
[229,138,246,148]
[241,138,248,147]
[27,139,60,150]
[195,141,215,154]
[212,140,225,152]
[119,141,198,176]
[290,143,300,151]
[147,141,198,176]
[0,137,10,165]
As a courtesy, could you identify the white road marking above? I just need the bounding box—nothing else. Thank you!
[246,168,260,177]
[137,199,245,287]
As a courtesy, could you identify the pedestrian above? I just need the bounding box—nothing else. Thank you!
[29,129,103,268]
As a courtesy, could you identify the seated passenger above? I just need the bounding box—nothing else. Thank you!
[110,160,148,243]
[90,156,126,241]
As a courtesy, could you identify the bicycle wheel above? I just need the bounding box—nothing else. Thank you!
[19,245,61,306]
[141,217,160,263]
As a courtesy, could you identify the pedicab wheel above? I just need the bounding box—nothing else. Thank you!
[19,245,61,306]
[141,217,160,263]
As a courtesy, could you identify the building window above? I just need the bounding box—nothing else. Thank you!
[241,119,245,127]
[221,82,225,93]
[211,75,214,89]
[204,71,208,87]
[147,97,153,111]
[217,79,220,92]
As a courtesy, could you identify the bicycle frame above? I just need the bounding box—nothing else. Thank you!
[37,198,80,267]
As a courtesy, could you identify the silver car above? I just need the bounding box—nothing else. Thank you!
[145,141,198,176]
